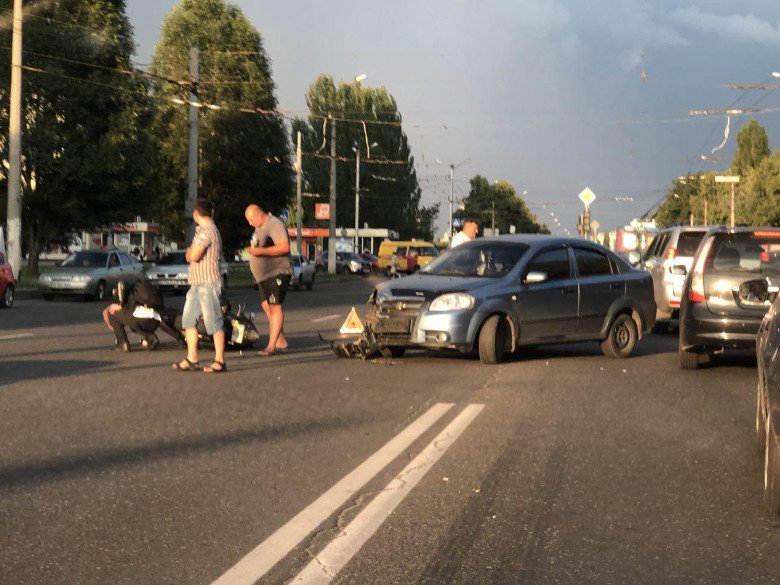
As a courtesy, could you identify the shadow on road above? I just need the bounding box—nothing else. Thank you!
[0,359,112,387]
[0,415,363,490]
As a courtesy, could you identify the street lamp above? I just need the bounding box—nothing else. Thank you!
[352,143,378,252]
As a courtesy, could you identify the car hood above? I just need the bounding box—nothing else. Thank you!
[147,263,188,274]
[376,273,499,301]
[42,267,103,277]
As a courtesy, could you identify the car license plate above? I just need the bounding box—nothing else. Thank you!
[158,280,180,286]
[374,318,411,333]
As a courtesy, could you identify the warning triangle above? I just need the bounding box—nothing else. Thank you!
[339,307,364,334]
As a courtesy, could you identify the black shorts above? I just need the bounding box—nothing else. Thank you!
[258,274,291,305]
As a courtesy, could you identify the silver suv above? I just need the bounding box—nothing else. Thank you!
[642,226,708,325]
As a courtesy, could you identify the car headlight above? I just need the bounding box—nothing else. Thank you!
[72,274,92,282]
[177,272,188,279]
[429,293,475,311]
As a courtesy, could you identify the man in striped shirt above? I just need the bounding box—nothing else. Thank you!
[173,199,226,373]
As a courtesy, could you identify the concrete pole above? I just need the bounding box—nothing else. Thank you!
[185,47,199,243]
[354,149,360,253]
[730,182,735,228]
[295,131,302,256]
[327,117,337,274]
[5,0,22,278]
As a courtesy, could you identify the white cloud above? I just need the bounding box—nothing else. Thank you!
[671,6,780,46]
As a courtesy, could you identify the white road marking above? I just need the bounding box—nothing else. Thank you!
[311,314,341,323]
[0,333,33,341]
[291,403,486,584]
[211,402,455,585]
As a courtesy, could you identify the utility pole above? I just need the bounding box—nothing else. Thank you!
[704,199,708,225]
[447,158,470,243]
[327,116,337,274]
[295,131,302,256]
[491,200,495,234]
[354,149,360,253]
[185,47,199,243]
[5,0,22,278]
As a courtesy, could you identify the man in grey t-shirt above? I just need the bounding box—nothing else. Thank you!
[245,204,292,356]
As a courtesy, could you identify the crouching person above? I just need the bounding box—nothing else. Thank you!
[103,279,165,352]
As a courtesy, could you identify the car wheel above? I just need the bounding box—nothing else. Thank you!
[679,344,701,370]
[1,284,13,308]
[95,280,108,301]
[478,314,511,364]
[757,380,768,454]
[764,418,780,514]
[600,313,637,358]
[306,275,314,291]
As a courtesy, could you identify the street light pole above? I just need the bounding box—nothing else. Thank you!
[447,158,470,241]
[715,175,740,227]
[354,149,360,252]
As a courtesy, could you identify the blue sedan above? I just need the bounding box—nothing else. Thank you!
[365,235,656,364]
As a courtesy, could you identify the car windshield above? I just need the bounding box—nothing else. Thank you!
[705,232,780,275]
[421,242,529,277]
[157,252,186,265]
[60,252,107,268]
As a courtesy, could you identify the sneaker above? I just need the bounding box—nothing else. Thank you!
[114,340,130,352]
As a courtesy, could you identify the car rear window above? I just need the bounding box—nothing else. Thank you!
[676,231,706,256]
[705,232,780,275]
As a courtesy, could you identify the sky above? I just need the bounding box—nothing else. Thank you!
[126,0,780,237]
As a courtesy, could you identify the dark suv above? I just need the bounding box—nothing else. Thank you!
[679,227,780,369]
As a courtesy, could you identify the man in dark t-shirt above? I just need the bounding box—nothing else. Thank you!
[245,204,292,356]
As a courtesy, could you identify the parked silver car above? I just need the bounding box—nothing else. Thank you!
[365,235,656,364]
[38,250,143,301]
[641,226,708,328]
[145,251,229,293]
[291,254,316,290]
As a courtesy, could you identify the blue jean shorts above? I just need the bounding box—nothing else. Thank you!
[182,283,222,335]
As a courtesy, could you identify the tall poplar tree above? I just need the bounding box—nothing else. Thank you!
[293,75,438,241]
[150,0,292,252]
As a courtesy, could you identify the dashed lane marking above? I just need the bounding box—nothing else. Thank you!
[211,402,455,585]
[310,314,342,323]
[290,403,486,584]
[0,333,33,341]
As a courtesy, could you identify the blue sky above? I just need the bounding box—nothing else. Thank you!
[127,0,780,235]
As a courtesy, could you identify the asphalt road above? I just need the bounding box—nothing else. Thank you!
[1,277,779,585]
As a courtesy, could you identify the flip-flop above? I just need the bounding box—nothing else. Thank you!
[173,358,200,371]
[203,361,227,374]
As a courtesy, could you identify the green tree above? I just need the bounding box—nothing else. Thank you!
[732,119,770,177]
[0,0,158,274]
[150,0,292,253]
[293,75,438,241]
[456,175,548,234]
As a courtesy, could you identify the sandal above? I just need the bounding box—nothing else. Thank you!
[256,349,278,357]
[172,358,200,371]
[203,361,227,374]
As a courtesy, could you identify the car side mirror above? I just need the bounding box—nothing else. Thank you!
[670,265,687,276]
[524,271,548,285]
